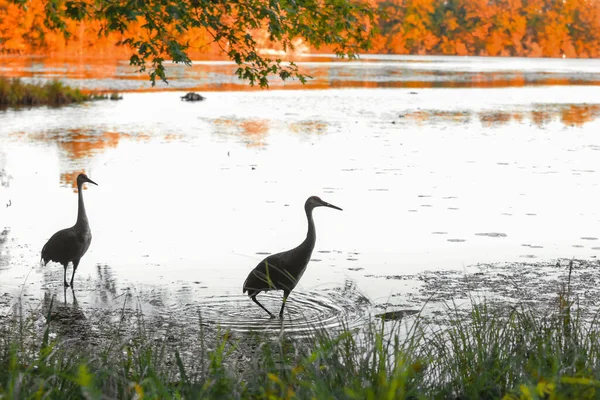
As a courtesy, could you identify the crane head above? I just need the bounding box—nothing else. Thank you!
[77,173,98,187]
[306,196,342,211]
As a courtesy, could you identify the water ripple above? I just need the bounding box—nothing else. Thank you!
[173,288,371,336]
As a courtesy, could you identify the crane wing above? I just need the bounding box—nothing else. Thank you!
[41,228,83,265]
[243,252,299,294]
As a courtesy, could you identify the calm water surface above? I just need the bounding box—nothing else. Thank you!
[1,55,600,333]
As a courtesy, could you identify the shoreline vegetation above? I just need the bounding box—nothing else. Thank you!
[2,262,600,399]
[0,77,122,108]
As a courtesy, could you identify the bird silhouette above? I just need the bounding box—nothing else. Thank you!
[243,196,342,319]
[41,173,97,287]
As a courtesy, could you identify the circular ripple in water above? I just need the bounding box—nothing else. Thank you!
[178,288,372,336]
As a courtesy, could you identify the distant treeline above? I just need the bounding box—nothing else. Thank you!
[373,0,600,57]
[1,0,599,58]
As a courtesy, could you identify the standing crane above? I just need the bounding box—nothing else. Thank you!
[243,196,342,319]
[41,173,98,287]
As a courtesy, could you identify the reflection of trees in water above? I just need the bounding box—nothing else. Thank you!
[13,128,167,189]
[560,104,600,127]
[289,120,329,136]
[213,118,270,148]
[401,104,600,128]
[479,111,512,127]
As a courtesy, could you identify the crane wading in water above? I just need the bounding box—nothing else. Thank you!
[41,173,98,287]
[243,196,342,319]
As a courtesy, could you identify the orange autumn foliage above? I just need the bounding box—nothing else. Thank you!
[376,0,600,57]
[0,0,599,58]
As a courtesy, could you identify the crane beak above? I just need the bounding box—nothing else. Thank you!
[322,201,342,211]
[85,177,98,186]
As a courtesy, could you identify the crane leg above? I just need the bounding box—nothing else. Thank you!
[70,260,79,288]
[251,293,275,318]
[63,265,69,287]
[278,290,290,319]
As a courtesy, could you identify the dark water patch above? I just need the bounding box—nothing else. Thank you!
[525,213,537,216]
[573,245,585,248]
[501,213,513,216]
[317,250,331,254]
[475,232,507,238]
[408,209,418,212]
[522,244,544,249]
[420,204,432,207]
[520,254,537,258]
[432,232,447,235]
[442,196,458,200]
[447,239,466,243]
[417,194,432,198]
[368,188,389,192]
[255,252,270,255]
[376,309,419,321]
[397,259,600,316]
[580,237,598,241]
[364,274,417,281]
[448,207,459,211]
[348,267,364,271]
[592,247,600,250]
[497,162,510,165]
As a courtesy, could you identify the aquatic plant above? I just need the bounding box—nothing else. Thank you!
[1,263,600,399]
[0,77,121,107]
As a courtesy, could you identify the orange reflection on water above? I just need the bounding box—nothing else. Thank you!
[4,55,600,93]
[530,110,553,127]
[403,110,471,125]
[60,170,92,191]
[59,129,121,160]
[479,111,512,127]
[214,118,270,147]
[400,104,600,129]
[239,120,269,147]
[559,104,600,127]
[289,120,328,135]
[12,128,164,188]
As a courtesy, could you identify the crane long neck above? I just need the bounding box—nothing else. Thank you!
[75,181,88,228]
[301,206,316,252]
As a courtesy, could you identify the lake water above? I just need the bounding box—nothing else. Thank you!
[1,55,600,334]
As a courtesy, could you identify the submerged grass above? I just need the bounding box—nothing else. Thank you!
[2,262,600,399]
[0,77,121,107]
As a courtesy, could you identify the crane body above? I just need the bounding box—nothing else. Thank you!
[243,196,342,318]
[41,173,97,287]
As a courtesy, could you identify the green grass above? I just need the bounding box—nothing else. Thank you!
[2,264,600,399]
[0,77,121,107]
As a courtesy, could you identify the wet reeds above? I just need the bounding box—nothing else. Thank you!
[2,263,600,399]
[0,77,121,107]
